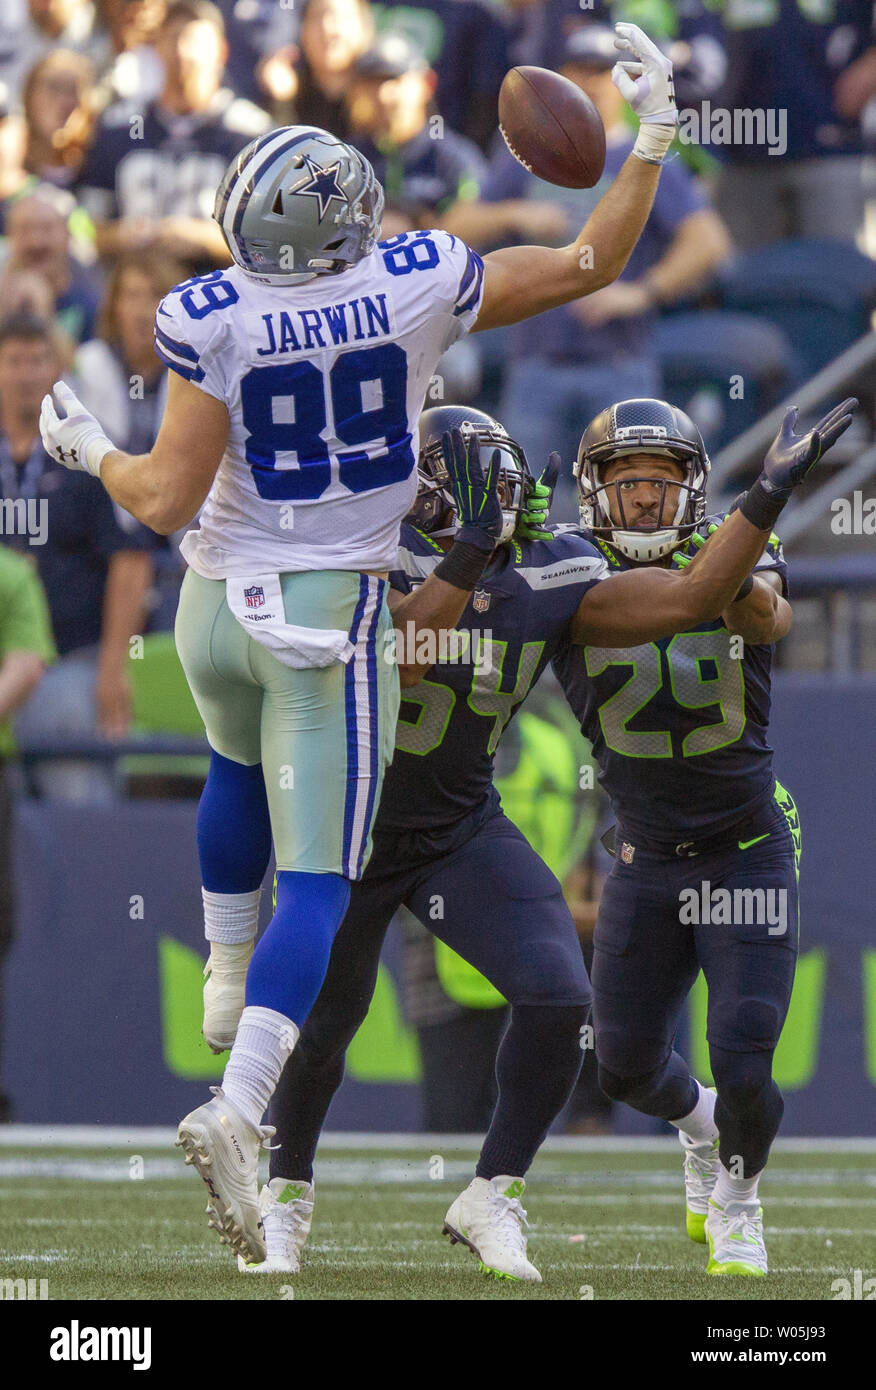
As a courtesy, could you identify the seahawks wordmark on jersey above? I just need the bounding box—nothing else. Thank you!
[153,230,485,578]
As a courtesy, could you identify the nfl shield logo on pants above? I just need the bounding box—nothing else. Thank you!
[621,841,635,864]
[244,585,265,609]
[473,588,491,613]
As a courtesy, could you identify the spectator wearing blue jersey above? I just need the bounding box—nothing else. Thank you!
[77,0,270,266]
[478,26,731,520]
[714,0,876,245]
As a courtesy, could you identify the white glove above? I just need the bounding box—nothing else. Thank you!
[612,22,677,164]
[39,380,117,478]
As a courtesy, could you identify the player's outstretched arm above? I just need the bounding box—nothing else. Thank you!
[39,373,229,534]
[392,428,503,687]
[672,525,792,644]
[474,24,676,333]
[571,399,856,646]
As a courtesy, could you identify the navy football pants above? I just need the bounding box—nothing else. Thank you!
[269,804,592,1181]
[594,791,800,1176]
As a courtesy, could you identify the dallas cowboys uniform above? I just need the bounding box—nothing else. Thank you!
[167,224,485,874]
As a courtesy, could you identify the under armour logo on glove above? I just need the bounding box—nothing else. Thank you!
[39,380,117,478]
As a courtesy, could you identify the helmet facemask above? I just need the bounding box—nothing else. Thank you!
[409,422,531,545]
[576,446,708,562]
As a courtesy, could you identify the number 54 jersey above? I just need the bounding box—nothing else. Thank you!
[552,520,789,845]
[153,230,485,579]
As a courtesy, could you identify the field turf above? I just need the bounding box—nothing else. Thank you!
[1,1133,874,1302]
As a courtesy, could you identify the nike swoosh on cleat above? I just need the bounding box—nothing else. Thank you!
[738,833,771,850]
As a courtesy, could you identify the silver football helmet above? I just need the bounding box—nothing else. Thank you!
[213,126,384,284]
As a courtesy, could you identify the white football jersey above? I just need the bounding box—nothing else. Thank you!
[153,231,485,579]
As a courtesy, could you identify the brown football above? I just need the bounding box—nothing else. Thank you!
[498,66,607,189]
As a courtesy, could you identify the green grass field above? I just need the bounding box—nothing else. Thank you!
[1,1134,873,1301]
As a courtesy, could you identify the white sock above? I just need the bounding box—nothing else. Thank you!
[221,1005,299,1133]
[671,1081,718,1143]
[712,1164,761,1207]
[203,887,261,944]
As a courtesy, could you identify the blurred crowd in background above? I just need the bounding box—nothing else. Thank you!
[2,0,876,1129]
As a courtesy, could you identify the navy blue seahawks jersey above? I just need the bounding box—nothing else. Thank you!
[552,516,789,844]
[378,525,607,833]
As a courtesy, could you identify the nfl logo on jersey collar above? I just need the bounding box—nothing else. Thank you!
[621,841,635,864]
[473,588,491,613]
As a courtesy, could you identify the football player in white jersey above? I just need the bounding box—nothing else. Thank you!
[40,25,680,1263]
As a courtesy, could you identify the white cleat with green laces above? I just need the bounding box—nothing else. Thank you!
[679,1131,720,1243]
[443,1176,542,1282]
[705,1197,768,1276]
[238,1178,315,1274]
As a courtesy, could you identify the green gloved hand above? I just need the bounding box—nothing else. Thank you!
[517,452,561,542]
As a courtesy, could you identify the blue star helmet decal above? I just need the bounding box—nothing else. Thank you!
[291,156,347,219]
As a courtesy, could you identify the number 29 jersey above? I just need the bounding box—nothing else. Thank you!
[552,521,789,845]
[152,230,485,579]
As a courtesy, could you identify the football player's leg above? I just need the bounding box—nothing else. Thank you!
[241,865,407,1272]
[218,573,397,1126]
[268,861,410,1184]
[174,569,278,1258]
[593,856,720,1242]
[407,813,590,1281]
[175,568,272,1048]
[592,853,702,1120]
[697,797,800,1274]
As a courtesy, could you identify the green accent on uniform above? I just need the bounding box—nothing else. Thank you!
[502,1179,525,1200]
[0,546,56,757]
[738,832,771,850]
[688,948,826,1091]
[686,1208,707,1243]
[774,780,802,880]
[158,936,223,1081]
[278,1183,307,1204]
[479,1263,522,1281]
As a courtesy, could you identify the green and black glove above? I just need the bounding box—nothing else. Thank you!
[517,452,562,542]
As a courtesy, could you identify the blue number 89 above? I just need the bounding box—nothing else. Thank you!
[240,343,414,501]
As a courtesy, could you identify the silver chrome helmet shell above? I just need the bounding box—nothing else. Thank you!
[214,126,384,284]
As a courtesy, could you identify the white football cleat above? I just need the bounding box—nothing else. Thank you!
[443,1176,542,1282]
[705,1197,768,1276]
[202,941,253,1053]
[237,1177,315,1274]
[176,1086,272,1265]
[679,1130,720,1244]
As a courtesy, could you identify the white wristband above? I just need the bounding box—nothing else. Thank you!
[84,434,117,479]
[633,124,676,165]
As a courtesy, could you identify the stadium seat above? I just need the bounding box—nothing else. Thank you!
[655,310,799,454]
[716,239,876,382]
[124,632,209,789]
